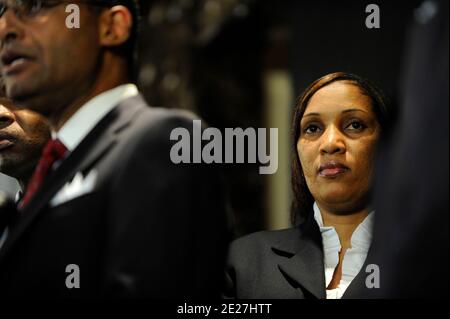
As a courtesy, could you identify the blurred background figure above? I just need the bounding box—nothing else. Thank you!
[0,86,17,198]
[133,0,421,237]
[0,82,50,191]
[0,80,50,249]
[364,0,449,298]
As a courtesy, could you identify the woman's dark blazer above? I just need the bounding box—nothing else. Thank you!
[224,212,373,299]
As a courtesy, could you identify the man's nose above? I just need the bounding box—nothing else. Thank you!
[0,104,15,129]
[319,125,346,155]
[0,10,23,46]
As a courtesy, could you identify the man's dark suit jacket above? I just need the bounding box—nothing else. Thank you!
[362,0,449,298]
[0,95,229,298]
[224,213,372,299]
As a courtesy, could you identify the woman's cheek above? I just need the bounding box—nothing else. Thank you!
[299,157,314,181]
[354,142,376,183]
[298,146,313,177]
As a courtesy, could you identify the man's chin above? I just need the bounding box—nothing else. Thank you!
[6,85,45,113]
[6,83,32,103]
[5,71,39,99]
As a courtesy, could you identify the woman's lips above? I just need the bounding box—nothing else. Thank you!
[318,161,349,178]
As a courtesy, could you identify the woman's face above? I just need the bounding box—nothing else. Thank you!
[297,81,380,213]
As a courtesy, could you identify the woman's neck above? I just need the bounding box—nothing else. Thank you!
[317,204,370,250]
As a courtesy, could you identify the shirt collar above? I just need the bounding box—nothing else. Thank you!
[313,202,341,251]
[15,189,23,204]
[313,202,374,251]
[351,210,374,250]
[53,84,139,151]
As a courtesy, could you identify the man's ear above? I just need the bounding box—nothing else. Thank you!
[99,6,133,47]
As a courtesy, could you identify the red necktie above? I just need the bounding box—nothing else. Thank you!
[19,138,68,210]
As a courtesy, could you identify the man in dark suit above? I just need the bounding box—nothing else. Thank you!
[0,0,229,298]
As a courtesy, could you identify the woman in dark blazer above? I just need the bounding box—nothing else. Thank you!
[224,72,389,299]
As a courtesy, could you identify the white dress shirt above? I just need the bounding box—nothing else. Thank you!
[54,84,139,152]
[313,202,374,299]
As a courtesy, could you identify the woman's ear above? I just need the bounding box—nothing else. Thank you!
[99,5,133,47]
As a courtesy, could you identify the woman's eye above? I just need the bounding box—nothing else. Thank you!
[346,121,366,131]
[304,124,320,135]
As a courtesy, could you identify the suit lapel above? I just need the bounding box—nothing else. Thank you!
[0,95,146,264]
[273,217,373,299]
[73,95,146,174]
[274,215,326,299]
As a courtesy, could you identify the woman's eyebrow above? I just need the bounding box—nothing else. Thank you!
[302,112,320,118]
[342,108,368,114]
[303,108,368,119]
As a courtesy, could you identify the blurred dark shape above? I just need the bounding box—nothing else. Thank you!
[364,0,449,298]
[139,0,266,237]
[138,0,256,112]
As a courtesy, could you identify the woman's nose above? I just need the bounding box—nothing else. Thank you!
[319,126,346,155]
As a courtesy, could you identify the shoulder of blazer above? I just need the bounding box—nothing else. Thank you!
[226,214,326,299]
[228,226,305,263]
[101,94,200,135]
[115,102,202,146]
[229,211,321,260]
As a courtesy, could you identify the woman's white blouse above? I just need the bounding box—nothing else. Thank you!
[313,202,374,299]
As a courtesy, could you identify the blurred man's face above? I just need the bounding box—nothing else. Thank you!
[0,2,102,116]
[0,96,49,182]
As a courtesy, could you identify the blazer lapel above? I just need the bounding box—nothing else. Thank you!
[74,95,146,175]
[0,95,146,264]
[271,208,375,299]
[275,215,326,299]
